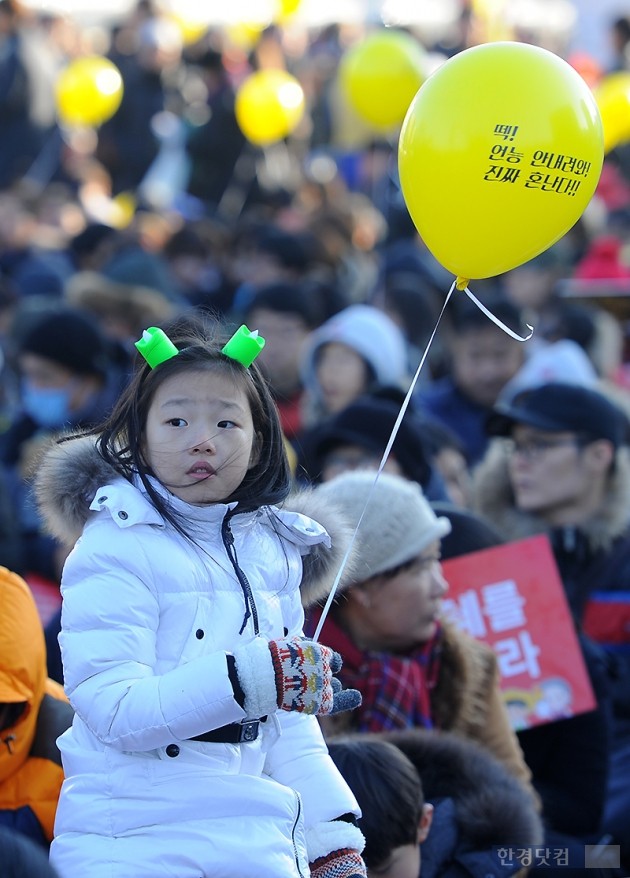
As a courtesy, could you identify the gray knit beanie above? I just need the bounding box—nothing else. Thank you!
[314,471,452,582]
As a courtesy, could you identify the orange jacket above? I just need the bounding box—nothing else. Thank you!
[0,566,73,846]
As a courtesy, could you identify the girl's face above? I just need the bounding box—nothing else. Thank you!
[144,369,259,506]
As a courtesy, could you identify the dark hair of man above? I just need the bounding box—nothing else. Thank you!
[327,735,424,869]
[450,292,524,337]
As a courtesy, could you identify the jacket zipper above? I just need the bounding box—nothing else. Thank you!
[221,513,259,635]
[291,792,307,877]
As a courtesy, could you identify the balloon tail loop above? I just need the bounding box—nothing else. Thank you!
[312,282,455,643]
[462,284,534,342]
[455,276,469,290]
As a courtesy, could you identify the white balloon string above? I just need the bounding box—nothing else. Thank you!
[313,278,536,641]
[462,284,534,341]
[313,282,456,642]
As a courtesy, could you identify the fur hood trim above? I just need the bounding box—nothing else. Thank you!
[472,438,630,551]
[34,434,118,547]
[431,622,495,737]
[279,487,359,608]
[33,434,357,609]
[382,728,543,846]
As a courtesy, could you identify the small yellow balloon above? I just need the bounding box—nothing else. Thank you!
[338,30,427,132]
[55,56,123,128]
[235,69,305,146]
[276,0,301,23]
[110,192,136,229]
[168,12,208,46]
[594,72,630,154]
[398,41,604,283]
[226,22,265,51]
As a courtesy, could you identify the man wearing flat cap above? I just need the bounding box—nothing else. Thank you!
[473,381,630,869]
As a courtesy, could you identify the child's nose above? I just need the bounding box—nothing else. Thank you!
[192,433,217,453]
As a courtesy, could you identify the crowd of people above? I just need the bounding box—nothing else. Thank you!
[1,0,630,875]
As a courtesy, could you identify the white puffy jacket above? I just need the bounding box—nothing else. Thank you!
[35,437,361,878]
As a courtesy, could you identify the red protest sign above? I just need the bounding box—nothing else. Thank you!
[440,534,596,731]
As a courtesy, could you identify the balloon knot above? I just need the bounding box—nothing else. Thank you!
[455,277,469,291]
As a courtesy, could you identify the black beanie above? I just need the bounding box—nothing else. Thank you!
[311,395,432,488]
[19,309,109,377]
[431,502,504,560]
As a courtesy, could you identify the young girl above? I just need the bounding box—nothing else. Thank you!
[34,319,366,878]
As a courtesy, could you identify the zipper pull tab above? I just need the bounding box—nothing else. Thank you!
[222,515,234,546]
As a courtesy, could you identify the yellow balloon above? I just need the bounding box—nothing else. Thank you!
[168,12,208,46]
[110,192,136,229]
[594,72,630,154]
[55,56,123,128]
[276,0,301,23]
[339,30,427,132]
[226,22,265,51]
[235,69,305,147]
[398,42,604,284]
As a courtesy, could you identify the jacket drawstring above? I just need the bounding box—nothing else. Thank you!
[221,512,259,636]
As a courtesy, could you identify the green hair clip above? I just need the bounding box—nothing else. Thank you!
[134,326,179,368]
[221,324,265,367]
[134,324,265,370]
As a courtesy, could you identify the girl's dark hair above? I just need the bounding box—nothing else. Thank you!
[92,316,291,535]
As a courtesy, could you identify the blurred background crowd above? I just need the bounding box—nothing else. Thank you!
[2,0,630,874]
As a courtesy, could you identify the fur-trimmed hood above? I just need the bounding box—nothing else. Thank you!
[382,727,543,848]
[33,434,357,609]
[472,438,630,552]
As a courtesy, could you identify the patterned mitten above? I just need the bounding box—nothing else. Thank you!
[309,850,367,878]
[233,636,361,718]
[307,820,366,878]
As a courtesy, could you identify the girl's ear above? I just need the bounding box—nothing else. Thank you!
[248,431,263,469]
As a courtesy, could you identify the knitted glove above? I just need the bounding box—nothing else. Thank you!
[233,636,361,718]
[309,850,367,878]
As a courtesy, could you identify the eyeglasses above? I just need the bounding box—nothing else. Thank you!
[502,436,584,462]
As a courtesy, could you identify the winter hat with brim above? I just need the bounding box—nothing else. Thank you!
[314,470,451,582]
[486,381,628,449]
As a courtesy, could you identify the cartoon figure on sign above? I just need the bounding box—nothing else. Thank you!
[534,677,574,721]
[503,687,537,731]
